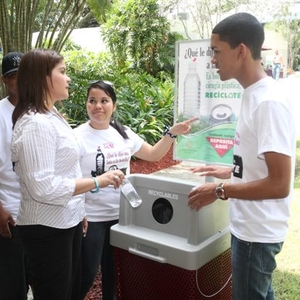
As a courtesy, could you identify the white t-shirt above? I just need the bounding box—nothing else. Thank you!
[0,97,20,220]
[231,76,296,243]
[73,122,144,222]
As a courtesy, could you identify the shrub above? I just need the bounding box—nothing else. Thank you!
[61,50,175,144]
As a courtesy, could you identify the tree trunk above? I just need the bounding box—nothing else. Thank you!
[0,0,87,98]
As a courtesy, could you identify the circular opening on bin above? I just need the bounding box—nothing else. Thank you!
[152,198,173,224]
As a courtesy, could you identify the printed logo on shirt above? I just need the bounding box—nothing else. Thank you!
[103,142,114,149]
[90,146,128,177]
[91,146,105,177]
[233,154,243,179]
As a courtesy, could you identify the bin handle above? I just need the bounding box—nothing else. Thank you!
[128,247,166,263]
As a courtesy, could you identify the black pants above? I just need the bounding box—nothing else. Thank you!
[81,220,118,300]
[18,222,83,300]
[0,224,28,300]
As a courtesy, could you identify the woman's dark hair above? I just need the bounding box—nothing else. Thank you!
[87,81,129,139]
[212,13,264,60]
[12,49,64,126]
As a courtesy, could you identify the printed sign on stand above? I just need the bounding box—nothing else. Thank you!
[174,39,243,166]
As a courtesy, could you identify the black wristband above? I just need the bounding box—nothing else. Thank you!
[162,125,177,139]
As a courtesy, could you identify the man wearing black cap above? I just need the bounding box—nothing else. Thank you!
[0,51,28,300]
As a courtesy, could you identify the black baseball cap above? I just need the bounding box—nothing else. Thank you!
[1,51,24,77]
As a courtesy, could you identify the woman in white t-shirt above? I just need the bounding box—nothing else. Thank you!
[74,80,197,300]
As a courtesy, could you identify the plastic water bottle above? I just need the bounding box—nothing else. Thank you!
[183,63,201,119]
[121,179,142,208]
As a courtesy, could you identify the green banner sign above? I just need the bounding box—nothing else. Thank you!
[174,40,243,165]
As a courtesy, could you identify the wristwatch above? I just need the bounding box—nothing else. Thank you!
[215,183,228,200]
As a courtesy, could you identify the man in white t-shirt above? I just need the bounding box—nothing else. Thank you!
[0,51,27,300]
[188,13,296,300]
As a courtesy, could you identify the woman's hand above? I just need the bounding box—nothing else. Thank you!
[97,170,125,189]
[0,205,15,238]
[169,116,199,136]
[82,216,88,237]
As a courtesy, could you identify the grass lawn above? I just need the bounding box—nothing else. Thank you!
[273,188,300,300]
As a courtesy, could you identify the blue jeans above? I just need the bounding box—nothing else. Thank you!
[0,224,28,300]
[81,220,118,300]
[272,64,281,80]
[231,234,283,300]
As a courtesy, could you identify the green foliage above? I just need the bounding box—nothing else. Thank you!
[293,56,299,70]
[87,0,113,24]
[61,50,175,144]
[61,39,82,52]
[115,72,174,145]
[61,50,112,126]
[101,0,184,78]
[0,0,87,54]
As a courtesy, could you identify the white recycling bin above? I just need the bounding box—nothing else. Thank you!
[110,174,232,300]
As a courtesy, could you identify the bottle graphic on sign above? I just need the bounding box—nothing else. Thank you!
[183,63,201,119]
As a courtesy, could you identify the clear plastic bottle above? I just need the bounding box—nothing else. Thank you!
[121,178,142,208]
[183,63,201,119]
